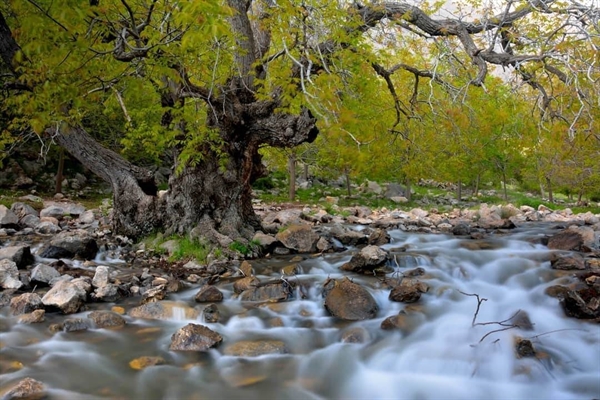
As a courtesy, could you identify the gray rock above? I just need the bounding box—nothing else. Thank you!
[452,223,472,236]
[10,293,44,315]
[275,224,319,253]
[30,264,61,285]
[39,205,66,219]
[87,310,126,328]
[239,280,294,302]
[384,183,407,198]
[41,202,86,218]
[93,284,121,302]
[323,277,378,321]
[20,214,41,228]
[366,180,382,194]
[0,259,22,289]
[41,280,87,314]
[551,253,586,270]
[62,317,91,332]
[92,265,110,288]
[329,224,366,246]
[129,301,200,321]
[0,245,34,269]
[10,202,39,219]
[38,229,98,259]
[78,210,96,224]
[34,220,61,234]
[341,245,390,274]
[0,204,19,228]
[203,304,220,323]
[169,323,223,351]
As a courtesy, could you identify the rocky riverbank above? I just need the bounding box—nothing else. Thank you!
[0,197,599,398]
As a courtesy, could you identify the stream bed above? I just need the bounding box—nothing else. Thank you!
[1,224,599,399]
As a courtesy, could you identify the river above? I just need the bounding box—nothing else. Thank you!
[1,224,599,399]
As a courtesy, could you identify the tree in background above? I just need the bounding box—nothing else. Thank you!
[0,0,597,244]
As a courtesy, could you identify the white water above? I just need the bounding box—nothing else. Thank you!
[1,226,599,399]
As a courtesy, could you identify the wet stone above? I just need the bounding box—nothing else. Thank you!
[223,340,287,357]
[92,265,110,288]
[515,338,536,358]
[340,245,389,274]
[281,263,303,276]
[340,327,371,344]
[551,254,586,270]
[203,304,221,323]
[93,284,121,302]
[129,301,200,321]
[2,377,46,400]
[239,280,294,302]
[0,259,23,290]
[547,230,584,251]
[233,276,260,294]
[129,356,166,370]
[62,317,91,332]
[141,285,167,304]
[169,323,223,351]
[0,245,34,269]
[194,285,224,303]
[30,264,61,285]
[275,224,319,253]
[87,310,126,329]
[367,228,390,246]
[10,293,44,315]
[389,279,428,303]
[18,309,46,324]
[41,280,86,314]
[323,277,378,321]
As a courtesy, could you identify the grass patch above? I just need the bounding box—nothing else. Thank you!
[170,237,211,262]
[229,239,260,256]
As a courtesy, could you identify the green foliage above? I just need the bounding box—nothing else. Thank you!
[229,239,260,256]
[141,233,211,262]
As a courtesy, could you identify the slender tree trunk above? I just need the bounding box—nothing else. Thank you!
[55,148,64,194]
[302,163,308,182]
[288,152,296,201]
[474,173,480,197]
[344,170,352,197]
[546,177,554,203]
[405,178,412,202]
[539,182,545,199]
[502,170,508,201]
[577,189,583,205]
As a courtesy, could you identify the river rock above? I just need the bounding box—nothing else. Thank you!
[18,309,46,324]
[129,356,166,370]
[35,220,61,234]
[560,288,600,319]
[19,214,41,229]
[78,210,96,224]
[140,285,167,304]
[1,377,46,400]
[223,340,287,357]
[203,303,220,323]
[41,280,87,314]
[10,202,38,219]
[92,265,110,288]
[329,224,366,246]
[40,202,86,218]
[550,253,586,270]
[169,323,223,351]
[62,317,91,332]
[194,285,224,303]
[30,264,61,285]
[129,301,200,321]
[368,228,390,246]
[0,259,22,290]
[87,310,126,328]
[239,280,294,302]
[251,231,278,252]
[340,245,389,274]
[452,223,471,236]
[389,279,429,303]
[0,245,34,269]
[515,338,536,358]
[233,276,260,294]
[10,293,44,315]
[38,229,98,260]
[340,327,371,344]
[93,283,121,302]
[323,277,378,320]
[547,230,584,251]
[0,204,19,228]
[275,224,319,253]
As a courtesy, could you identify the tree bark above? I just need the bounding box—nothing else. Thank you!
[0,11,19,73]
[55,148,64,194]
[546,177,554,203]
[288,152,296,201]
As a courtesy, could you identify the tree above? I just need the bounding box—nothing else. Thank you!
[1,0,598,244]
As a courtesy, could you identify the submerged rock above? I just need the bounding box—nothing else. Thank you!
[129,301,200,321]
[223,340,287,357]
[129,356,166,370]
[88,310,126,329]
[2,377,46,400]
[239,280,294,302]
[169,323,223,351]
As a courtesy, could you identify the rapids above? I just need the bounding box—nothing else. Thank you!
[1,224,599,400]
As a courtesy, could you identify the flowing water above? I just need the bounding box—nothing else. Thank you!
[1,225,599,399]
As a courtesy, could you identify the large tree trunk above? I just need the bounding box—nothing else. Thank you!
[49,102,318,243]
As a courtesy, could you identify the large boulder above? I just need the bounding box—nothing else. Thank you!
[0,259,22,290]
[275,224,319,253]
[41,280,87,314]
[323,277,378,320]
[169,323,223,351]
[40,202,86,218]
[340,245,390,275]
[38,229,98,260]
[0,245,34,269]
